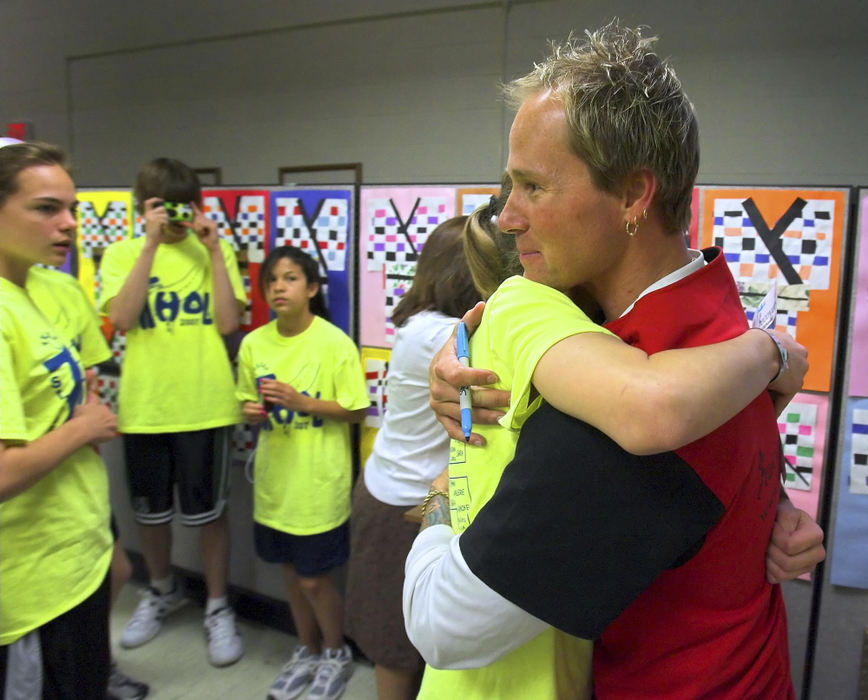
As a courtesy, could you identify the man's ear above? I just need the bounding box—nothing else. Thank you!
[623,169,657,218]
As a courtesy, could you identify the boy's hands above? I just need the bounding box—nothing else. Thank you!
[191,202,220,253]
[142,197,169,246]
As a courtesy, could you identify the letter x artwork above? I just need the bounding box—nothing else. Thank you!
[699,187,849,392]
[359,187,455,347]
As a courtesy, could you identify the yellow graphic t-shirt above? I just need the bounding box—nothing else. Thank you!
[236,317,369,535]
[420,276,612,700]
[27,266,111,367]
[0,278,112,644]
[99,234,246,432]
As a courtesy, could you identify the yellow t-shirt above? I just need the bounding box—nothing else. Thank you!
[236,317,369,535]
[98,234,246,432]
[0,278,112,645]
[27,266,111,367]
[420,276,612,700]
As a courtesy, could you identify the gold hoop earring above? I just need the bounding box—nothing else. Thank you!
[642,209,648,219]
[626,217,639,237]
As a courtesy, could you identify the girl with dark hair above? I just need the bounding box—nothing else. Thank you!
[236,245,369,700]
[344,216,482,700]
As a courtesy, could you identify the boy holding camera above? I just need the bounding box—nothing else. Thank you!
[99,158,247,667]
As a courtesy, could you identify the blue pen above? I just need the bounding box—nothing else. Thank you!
[456,322,473,442]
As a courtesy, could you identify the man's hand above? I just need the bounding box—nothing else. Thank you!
[190,202,220,252]
[420,468,451,532]
[766,329,808,415]
[429,302,510,446]
[766,498,825,584]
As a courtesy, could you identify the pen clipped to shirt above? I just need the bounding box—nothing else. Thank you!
[457,322,473,442]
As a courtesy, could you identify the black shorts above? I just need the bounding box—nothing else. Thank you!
[124,427,231,527]
[254,521,349,577]
[0,569,110,699]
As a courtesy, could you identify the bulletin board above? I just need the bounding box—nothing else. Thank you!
[848,190,868,396]
[829,188,868,590]
[830,398,868,587]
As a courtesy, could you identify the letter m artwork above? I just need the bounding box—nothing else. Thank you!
[201,189,269,331]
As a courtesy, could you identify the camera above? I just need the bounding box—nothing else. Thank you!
[162,201,194,223]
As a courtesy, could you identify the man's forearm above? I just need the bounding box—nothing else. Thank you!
[402,526,547,669]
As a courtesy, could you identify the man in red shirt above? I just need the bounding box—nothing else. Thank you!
[404,20,825,698]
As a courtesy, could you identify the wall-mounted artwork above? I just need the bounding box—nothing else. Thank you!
[269,188,354,335]
[830,398,868,589]
[456,186,500,216]
[359,187,455,347]
[778,392,829,528]
[359,346,391,467]
[75,190,135,307]
[201,189,269,331]
[849,190,868,397]
[699,187,848,391]
[687,187,700,247]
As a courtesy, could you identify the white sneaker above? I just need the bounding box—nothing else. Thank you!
[120,585,186,648]
[267,645,320,700]
[307,644,352,700]
[204,606,244,667]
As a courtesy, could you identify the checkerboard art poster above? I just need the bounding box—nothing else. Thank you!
[830,398,868,589]
[269,188,354,336]
[686,186,700,248]
[848,190,868,396]
[201,189,270,332]
[456,186,500,217]
[75,190,135,307]
[359,187,455,347]
[777,393,829,522]
[699,187,848,391]
[359,346,391,467]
